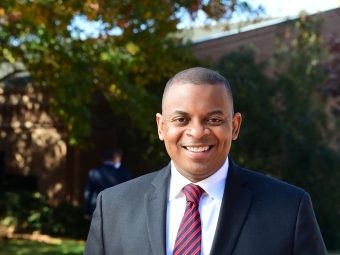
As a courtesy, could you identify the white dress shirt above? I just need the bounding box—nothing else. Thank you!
[166,157,229,255]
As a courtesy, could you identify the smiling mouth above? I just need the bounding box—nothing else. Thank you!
[184,146,212,152]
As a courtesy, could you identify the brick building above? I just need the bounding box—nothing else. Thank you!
[192,8,340,66]
[0,62,67,204]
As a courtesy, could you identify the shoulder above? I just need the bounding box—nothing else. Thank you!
[88,167,100,176]
[88,164,110,174]
[118,165,131,171]
[246,167,302,189]
[235,164,306,202]
[101,169,162,198]
[229,163,312,221]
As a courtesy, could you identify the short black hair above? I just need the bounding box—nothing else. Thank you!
[163,67,234,112]
[101,148,122,161]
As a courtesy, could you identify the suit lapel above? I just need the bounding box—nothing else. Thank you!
[210,159,253,255]
[144,164,171,255]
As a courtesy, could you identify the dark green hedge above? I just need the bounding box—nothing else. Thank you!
[0,190,90,240]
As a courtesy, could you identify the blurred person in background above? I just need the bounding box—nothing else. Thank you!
[84,147,131,220]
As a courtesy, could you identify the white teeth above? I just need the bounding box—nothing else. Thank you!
[186,146,209,152]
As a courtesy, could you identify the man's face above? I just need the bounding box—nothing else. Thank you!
[156,82,242,182]
[113,154,121,164]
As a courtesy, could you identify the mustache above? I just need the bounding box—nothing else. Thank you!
[181,138,214,145]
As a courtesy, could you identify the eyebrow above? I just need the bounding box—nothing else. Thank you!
[207,110,225,115]
[172,110,189,115]
[171,110,225,115]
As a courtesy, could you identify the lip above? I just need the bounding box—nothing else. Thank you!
[182,145,213,158]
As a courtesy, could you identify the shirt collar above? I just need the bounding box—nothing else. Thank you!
[169,157,229,202]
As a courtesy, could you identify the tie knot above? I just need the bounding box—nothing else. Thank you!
[182,184,204,204]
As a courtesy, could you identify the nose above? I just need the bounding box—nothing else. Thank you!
[186,120,209,139]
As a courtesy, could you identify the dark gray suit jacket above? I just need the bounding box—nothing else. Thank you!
[84,159,327,255]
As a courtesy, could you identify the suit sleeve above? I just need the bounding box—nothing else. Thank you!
[84,170,94,215]
[84,192,104,255]
[293,192,327,255]
[125,169,132,181]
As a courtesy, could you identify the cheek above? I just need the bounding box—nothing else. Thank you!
[163,127,184,150]
[164,126,182,140]
[215,131,232,146]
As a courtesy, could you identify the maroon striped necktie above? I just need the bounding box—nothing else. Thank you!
[173,184,204,255]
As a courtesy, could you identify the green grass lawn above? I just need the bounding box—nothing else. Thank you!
[0,238,85,255]
[1,238,338,255]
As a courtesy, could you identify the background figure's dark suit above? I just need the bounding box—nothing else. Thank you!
[84,159,327,255]
[84,164,131,216]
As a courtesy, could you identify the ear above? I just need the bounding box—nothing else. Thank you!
[231,112,242,140]
[156,113,164,141]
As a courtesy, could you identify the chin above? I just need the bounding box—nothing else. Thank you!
[184,163,215,177]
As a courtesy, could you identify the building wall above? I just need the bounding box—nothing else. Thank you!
[0,67,67,204]
[193,8,340,66]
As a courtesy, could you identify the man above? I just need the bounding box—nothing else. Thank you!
[83,148,131,219]
[84,67,327,254]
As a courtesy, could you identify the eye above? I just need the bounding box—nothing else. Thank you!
[207,118,223,124]
[172,117,188,123]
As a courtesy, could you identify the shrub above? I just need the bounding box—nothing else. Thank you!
[0,190,90,240]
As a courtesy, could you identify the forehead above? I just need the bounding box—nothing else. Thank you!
[162,82,231,114]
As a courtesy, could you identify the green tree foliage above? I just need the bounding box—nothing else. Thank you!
[272,16,340,249]
[321,34,340,131]
[0,0,261,145]
[0,190,90,239]
[215,15,340,249]
[323,35,340,96]
[215,48,277,173]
